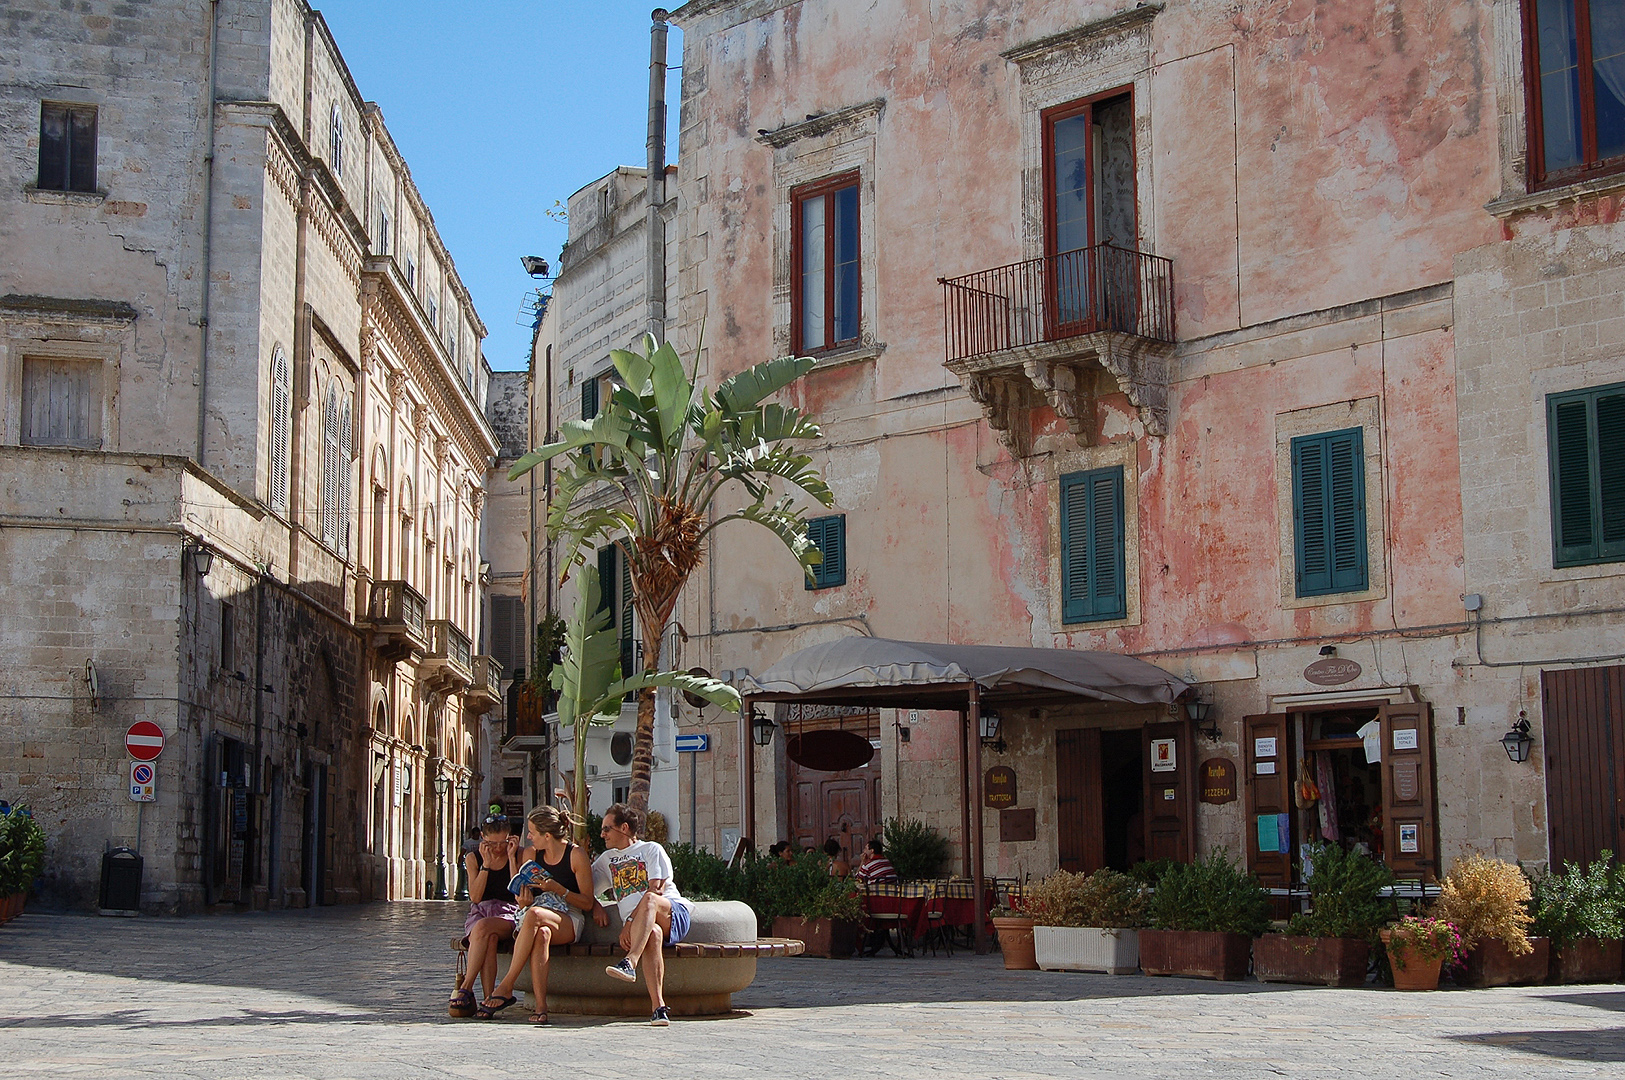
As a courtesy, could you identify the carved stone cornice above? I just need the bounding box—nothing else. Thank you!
[755,98,886,149]
[1001,5,1162,69]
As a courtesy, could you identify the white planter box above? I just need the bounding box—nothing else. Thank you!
[1033,926,1140,974]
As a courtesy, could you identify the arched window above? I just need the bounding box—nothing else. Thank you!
[329,102,344,178]
[399,476,414,582]
[319,382,352,555]
[268,347,291,514]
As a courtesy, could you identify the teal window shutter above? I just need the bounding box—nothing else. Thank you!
[619,547,635,678]
[596,545,616,614]
[804,515,846,589]
[1292,428,1367,597]
[581,376,599,420]
[1548,382,1625,567]
[1059,467,1125,623]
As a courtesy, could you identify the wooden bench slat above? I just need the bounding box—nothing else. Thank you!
[453,936,807,959]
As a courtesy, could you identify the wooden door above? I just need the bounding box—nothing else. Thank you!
[787,758,881,861]
[1543,666,1625,869]
[1244,714,1294,887]
[1143,721,1194,864]
[1056,727,1104,872]
[1380,703,1438,881]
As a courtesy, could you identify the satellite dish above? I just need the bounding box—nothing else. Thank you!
[787,729,874,772]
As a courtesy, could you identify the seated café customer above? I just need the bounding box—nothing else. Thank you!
[854,838,898,884]
[824,837,851,878]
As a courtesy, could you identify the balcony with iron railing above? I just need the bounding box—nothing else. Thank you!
[422,619,474,691]
[940,243,1175,455]
[362,580,428,661]
[466,654,503,712]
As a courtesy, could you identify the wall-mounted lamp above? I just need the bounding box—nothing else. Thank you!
[1502,712,1534,763]
[433,774,451,798]
[1184,695,1221,742]
[191,544,214,577]
[978,710,1006,753]
[751,708,776,747]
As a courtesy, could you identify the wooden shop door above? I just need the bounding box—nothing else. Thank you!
[1056,727,1104,872]
[1143,720,1194,864]
[1379,703,1438,881]
[1243,713,1294,889]
[1542,666,1625,870]
[788,758,881,862]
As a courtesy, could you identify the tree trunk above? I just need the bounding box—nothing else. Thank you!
[627,620,664,812]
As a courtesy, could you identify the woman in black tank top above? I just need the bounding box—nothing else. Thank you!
[476,805,605,1024]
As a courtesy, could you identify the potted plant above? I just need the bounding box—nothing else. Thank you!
[763,853,863,958]
[0,806,45,923]
[1255,843,1392,986]
[1435,853,1544,986]
[990,904,1038,970]
[1530,853,1623,984]
[881,817,951,881]
[1029,869,1147,974]
[1381,916,1465,990]
[1141,849,1270,980]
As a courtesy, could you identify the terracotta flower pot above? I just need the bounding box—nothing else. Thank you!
[1253,934,1370,987]
[1551,938,1623,984]
[1381,930,1444,990]
[1138,929,1253,981]
[771,916,859,958]
[1457,937,1548,987]
[992,916,1038,970]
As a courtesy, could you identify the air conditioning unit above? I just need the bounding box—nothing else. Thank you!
[588,764,598,776]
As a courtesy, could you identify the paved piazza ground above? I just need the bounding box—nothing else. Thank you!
[1,902,1622,1078]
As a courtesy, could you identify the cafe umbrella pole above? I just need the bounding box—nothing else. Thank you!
[969,681,988,955]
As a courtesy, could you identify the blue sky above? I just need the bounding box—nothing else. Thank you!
[317,1,681,372]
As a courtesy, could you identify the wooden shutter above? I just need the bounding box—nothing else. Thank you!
[1379,703,1438,881]
[321,388,339,547]
[339,400,353,557]
[596,545,615,614]
[21,357,101,448]
[269,350,291,513]
[1542,665,1624,870]
[1143,720,1194,864]
[619,548,635,677]
[1600,391,1625,557]
[1055,727,1104,873]
[1293,429,1367,596]
[805,516,845,589]
[68,107,96,192]
[1060,467,1125,623]
[803,517,824,590]
[1244,713,1294,887]
[490,595,522,674]
[581,376,599,420]
[38,105,68,190]
[1550,385,1625,565]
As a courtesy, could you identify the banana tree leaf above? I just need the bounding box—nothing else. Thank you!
[650,340,697,452]
[579,670,741,722]
[610,338,656,392]
[715,354,816,414]
[551,565,623,731]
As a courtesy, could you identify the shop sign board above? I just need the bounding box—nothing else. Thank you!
[1303,657,1362,685]
[1150,738,1177,772]
[1199,758,1237,804]
[984,765,1017,808]
[999,807,1036,842]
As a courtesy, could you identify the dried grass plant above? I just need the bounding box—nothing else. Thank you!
[1435,853,1534,955]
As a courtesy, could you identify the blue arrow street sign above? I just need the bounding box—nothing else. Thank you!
[675,733,710,753]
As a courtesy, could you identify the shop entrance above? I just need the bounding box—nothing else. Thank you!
[1057,720,1192,873]
[1245,702,1437,886]
[783,707,882,864]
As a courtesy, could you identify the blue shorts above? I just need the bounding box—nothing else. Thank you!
[666,899,692,945]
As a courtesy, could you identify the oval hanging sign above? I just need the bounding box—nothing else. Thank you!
[1303,657,1362,686]
[787,729,875,772]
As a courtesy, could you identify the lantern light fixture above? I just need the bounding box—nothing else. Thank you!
[751,708,776,747]
[1185,695,1221,742]
[191,544,214,577]
[1502,712,1534,763]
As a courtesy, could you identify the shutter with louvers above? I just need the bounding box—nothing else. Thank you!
[803,517,824,590]
[269,350,291,513]
[822,516,846,587]
[1060,467,1125,622]
[620,548,635,677]
[69,108,96,193]
[1293,428,1367,596]
[1548,383,1625,566]
[596,545,616,614]
[1551,397,1593,563]
[1600,391,1625,559]
[38,106,67,190]
[490,596,522,674]
[321,387,339,548]
[339,400,353,557]
[581,376,599,420]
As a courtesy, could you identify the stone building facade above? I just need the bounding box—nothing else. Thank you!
[657,0,1625,883]
[0,0,498,911]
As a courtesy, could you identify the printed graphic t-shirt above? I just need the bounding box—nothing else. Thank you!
[592,840,686,919]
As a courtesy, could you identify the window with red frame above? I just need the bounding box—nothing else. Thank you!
[792,172,860,353]
[1524,0,1625,186]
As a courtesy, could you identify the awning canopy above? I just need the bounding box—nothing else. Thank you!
[742,636,1191,711]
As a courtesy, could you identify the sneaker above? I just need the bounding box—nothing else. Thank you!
[605,958,637,982]
[649,1006,671,1026]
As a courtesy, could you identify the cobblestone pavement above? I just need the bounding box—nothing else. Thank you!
[1,903,1623,1078]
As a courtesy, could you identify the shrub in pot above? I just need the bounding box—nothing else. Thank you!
[1141,850,1270,981]
[761,854,863,956]
[1029,869,1148,974]
[1255,843,1391,987]
[1531,853,1623,984]
[1435,853,1542,986]
[881,817,951,881]
[0,807,45,923]
[1381,916,1465,990]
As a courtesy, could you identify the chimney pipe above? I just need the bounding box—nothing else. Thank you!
[646,9,670,342]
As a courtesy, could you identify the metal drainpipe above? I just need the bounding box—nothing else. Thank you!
[194,0,221,464]
[645,9,669,341]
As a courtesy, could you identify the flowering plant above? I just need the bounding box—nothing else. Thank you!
[1384,916,1466,969]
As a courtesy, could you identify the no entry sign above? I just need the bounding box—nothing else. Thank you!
[125,721,165,761]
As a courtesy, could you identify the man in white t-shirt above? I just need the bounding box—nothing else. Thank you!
[593,802,692,1026]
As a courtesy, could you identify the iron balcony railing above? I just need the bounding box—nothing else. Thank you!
[940,243,1174,363]
[427,619,473,676]
[366,580,427,640]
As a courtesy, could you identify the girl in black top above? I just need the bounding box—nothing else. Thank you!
[477,804,606,1024]
[448,814,522,1017]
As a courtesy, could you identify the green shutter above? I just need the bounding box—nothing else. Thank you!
[1060,467,1125,623]
[1293,429,1367,597]
[581,376,599,420]
[596,545,615,614]
[1549,382,1625,566]
[619,547,635,678]
[803,516,846,589]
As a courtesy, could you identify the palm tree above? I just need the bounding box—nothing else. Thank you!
[510,335,831,810]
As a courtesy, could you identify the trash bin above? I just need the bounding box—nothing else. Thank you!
[98,847,142,916]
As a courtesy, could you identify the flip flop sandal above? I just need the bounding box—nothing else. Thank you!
[528,1011,550,1025]
[474,995,518,1020]
[448,989,477,1018]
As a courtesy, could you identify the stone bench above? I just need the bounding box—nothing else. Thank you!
[452,899,803,1016]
